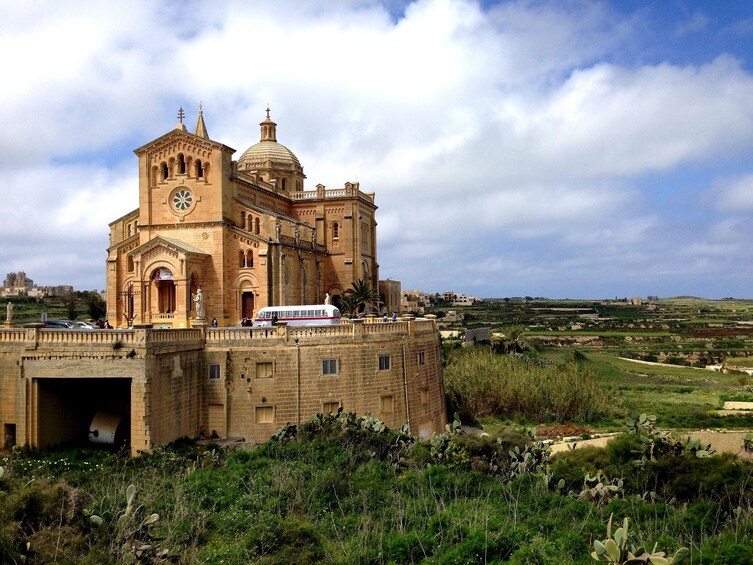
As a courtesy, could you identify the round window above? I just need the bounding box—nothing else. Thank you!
[172,189,193,211]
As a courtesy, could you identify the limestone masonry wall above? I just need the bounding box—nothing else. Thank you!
[0,320,446,455]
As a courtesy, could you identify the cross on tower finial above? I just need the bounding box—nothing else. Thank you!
[177,106,185,124]
[199,101,203,113]
[265,105,271,119]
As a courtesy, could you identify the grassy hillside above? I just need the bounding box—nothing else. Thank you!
[5,292,106,325]
[1,412,752,563]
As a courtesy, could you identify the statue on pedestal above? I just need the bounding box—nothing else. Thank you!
[5,302,13,324]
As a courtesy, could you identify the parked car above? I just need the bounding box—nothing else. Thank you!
[75,321,95,329]
[45,320,75,328]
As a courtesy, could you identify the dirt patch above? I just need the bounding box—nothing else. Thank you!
[551,430,753,459]
[722,401,753,410]
[536,423,591,439]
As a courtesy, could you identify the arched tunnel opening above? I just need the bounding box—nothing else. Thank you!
[35,378,131,450]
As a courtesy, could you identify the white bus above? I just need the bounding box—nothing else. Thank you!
[252,304,341,327]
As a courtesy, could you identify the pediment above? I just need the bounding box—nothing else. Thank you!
[134,128,234,157]
[130,236,210,263]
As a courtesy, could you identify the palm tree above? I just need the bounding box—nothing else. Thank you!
[337,294,361,317]
[343,279,380,316]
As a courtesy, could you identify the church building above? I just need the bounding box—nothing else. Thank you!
[107,107,379,327]
[0,107,446,456]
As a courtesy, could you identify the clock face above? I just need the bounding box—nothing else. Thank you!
[172,189,193,211]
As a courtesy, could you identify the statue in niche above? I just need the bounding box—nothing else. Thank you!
[324,293,330,305]
[192,288,206,320]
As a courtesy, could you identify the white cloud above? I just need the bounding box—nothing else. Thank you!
[710,175,753,211]
[2,0,753,297]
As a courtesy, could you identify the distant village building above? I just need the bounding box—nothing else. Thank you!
[3,272,33,290]
[1,271,73,298]
[441,310,464,324]
[401,289,434,314]
[441,291,478,306]
[465,327,491,344]
[452,293,477,306]
[0,107,447,455]
[379,279,401,315]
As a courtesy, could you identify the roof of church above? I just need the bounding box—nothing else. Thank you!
[237,141,302,171]
[237,108,303,173]
[133,106,230,155]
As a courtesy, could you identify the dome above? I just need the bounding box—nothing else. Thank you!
[237,109,304,175]
[237,139,303,172]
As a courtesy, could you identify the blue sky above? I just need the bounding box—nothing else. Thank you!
[1,0,753,299]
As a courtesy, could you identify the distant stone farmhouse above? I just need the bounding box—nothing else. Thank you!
[0,108,446,454]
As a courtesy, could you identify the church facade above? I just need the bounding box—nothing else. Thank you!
[107,108,379,328]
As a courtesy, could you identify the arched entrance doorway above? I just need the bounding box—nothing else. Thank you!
[242,292,254,319]
[151,267,176,316]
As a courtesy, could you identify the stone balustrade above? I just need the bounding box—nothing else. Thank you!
[0,318,435,350]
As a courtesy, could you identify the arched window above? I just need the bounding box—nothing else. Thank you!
[332,222,340,240]
[254,218,260,234]
[247,215,253,232]
[151,165,158,186]
[127,256,134,273]
[168,157,175,178]
[247,251,253,268]
[240,211,246,229]
[203,162,210,182]
[178,154,186,174]
[196,159,203,178]
[239,250,246,268]
[161,162,169,182]
[127,223,134,237]
[281,178,287,191]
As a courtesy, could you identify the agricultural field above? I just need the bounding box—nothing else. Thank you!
[434,297,753,432]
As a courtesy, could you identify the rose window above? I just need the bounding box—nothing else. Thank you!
[173,190,193,211]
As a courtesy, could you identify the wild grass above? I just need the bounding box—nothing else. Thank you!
[444,348,611,424]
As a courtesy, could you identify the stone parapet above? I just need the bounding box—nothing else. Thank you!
[203,318,436,348]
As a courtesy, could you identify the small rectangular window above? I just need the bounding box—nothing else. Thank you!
[322,401,340,414]
[256,362,273,379]
[208,364,221,380]
[322,359,338,375]
[255,406,274,424]
[378,354,391,371]
[380,395,394,414]
[418,351,426,366]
